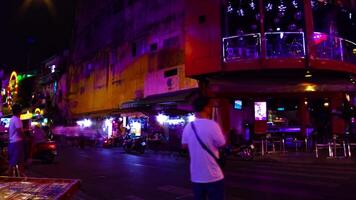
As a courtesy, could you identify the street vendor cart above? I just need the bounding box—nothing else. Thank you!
[0,176,80,199]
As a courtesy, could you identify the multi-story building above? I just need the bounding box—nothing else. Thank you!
[39,50,69,124]
[186,0,356,146]
[67,0,198,133]
[68,0,356,147]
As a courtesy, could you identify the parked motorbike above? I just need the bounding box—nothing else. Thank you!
[103,136,124,148]
[122,135,146,154]
[225,143,255,161]
[31,140,57,163]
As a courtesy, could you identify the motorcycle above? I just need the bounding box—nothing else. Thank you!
[122,135,146,154]
[225,142,255,161]
[103,136,124,148]
[31,140,57,163]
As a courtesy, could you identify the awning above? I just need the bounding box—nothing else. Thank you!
[71,108,118,119]
[141,88,199,105]
[118,100,151,115]
[118,88,199,115]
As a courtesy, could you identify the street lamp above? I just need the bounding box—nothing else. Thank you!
[20,0,55,16]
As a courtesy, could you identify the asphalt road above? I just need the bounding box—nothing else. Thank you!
[26,145,356,200]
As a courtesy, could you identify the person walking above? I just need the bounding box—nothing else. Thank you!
[7,104,25,177]
[182,95,226,200]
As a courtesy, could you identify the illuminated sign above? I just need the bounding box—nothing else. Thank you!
[34,108,44,115]
[277,107,285,111]
[254,102,267,120]
[20,111,33,120]
[7,71,18,107]
[131,121,142,136]
[234,100,242,110]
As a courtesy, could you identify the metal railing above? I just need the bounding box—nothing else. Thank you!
[223,31,356,66]
[265,32,306,58]
[314,32,356,64]
[223,33,261,62]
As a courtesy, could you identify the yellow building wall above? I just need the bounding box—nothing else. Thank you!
[110,55,149,109]
[69,54,149,117]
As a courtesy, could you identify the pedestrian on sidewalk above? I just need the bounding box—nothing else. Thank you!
[7,104,26,177]
[182,95,226,200]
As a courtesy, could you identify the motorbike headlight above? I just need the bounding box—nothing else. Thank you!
[141,142,146,146]
[250,144,255,149]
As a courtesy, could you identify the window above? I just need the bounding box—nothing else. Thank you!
[150,43,158,52]
[163,36,179,49]
[198,15,206,24]
[132,42,137,57]
[264,0,305,33]
[224,0,260,36]
[84,63,93,78]
[164,68,178,78]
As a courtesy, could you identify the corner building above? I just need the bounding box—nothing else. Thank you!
[185,0,356,145]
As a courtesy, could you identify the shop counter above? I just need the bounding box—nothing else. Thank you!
[0,176,80,200]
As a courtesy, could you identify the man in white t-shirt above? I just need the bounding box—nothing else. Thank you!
[8,104,25,176]
[182,95,226,200]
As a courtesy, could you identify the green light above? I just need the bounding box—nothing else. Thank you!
[17,74,25,82]
[16,73,34,82]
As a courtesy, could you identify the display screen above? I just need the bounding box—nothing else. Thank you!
[254,102,267,120]
[234,100,242,109]
[0,118,10,128]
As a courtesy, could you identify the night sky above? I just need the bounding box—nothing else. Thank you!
[0,0,75,73]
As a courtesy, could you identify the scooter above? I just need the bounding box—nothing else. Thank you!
[225,143,255,161]
[31,140,57,163]
[122,135,146,154]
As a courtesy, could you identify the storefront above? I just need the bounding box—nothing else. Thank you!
[220,91,356,151]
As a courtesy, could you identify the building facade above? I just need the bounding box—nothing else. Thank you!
[67,0,356,145]
[186,0,356,143]
[68,0,198,120]
[39,50,70,124]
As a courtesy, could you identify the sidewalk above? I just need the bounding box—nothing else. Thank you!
[253,151,356,165]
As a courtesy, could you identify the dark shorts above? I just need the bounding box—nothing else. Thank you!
[192,179,224,200]
[8,141,25,167]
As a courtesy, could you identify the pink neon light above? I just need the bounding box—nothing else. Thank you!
[313,32,328,45]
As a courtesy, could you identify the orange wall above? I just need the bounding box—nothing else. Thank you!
[184,0,222,77]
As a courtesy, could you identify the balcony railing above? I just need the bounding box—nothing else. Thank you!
[223,33,261,62]
[265,32,305,58]
[223,31,356,66]
[314,32,356,64]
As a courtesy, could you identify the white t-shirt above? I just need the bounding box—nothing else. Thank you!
[182,118,226,183]
[9,116,23,143]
